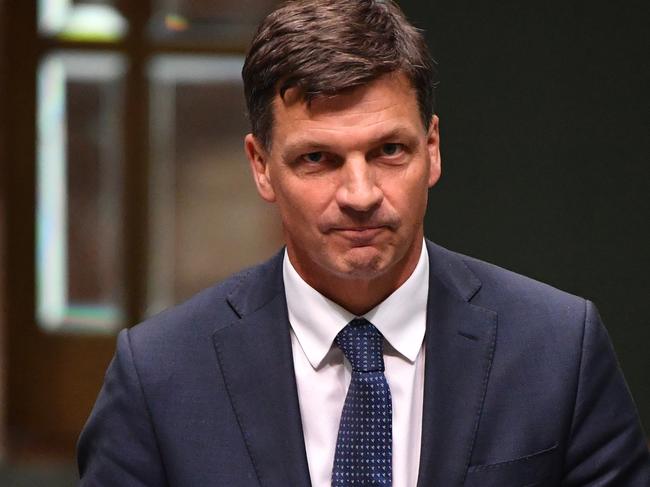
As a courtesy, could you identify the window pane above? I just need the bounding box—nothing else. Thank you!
[39,0,128,41]
[148,55,283,314]
[149,0,278,44]
[37,51,126,332]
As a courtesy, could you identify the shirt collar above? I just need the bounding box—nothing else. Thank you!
[283,241,429,369]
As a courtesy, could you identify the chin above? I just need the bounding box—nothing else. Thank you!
[331,248,391,280]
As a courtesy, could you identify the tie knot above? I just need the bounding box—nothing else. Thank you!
[335,318,385,372]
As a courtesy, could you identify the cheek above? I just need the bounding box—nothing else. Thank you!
[275,181,331,227]
[381,171,430,213]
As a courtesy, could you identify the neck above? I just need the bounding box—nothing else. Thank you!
[288,238,423,316]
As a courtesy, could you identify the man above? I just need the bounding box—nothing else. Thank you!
[78,0,650,485]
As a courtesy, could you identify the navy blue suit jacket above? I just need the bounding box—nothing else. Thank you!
[78,241,650,486]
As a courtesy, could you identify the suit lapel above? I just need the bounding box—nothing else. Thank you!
[212,253,311,487]
[417,242,497,486]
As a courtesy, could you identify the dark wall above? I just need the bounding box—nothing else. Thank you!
[0,0,6,461]
[400,0,650,432]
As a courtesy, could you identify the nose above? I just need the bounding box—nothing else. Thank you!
[335,156,383,212]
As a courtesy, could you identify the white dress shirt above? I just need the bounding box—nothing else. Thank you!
[283,242,428,487]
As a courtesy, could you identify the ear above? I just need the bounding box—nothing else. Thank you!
[244,133,276,202]
[426,115,442,188]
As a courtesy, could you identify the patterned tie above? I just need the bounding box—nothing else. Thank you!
[332,318,392,486]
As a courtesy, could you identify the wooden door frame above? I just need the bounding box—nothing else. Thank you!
[0,0,260,461]
[0,0,132,461]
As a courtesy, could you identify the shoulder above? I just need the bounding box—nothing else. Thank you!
[427,240,584,306]
[461,251,583,310]
[426,240,589,340]
[126,249,285,353]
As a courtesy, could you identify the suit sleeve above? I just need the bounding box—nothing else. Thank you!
[562,300,650,485]
[77,329,169,486]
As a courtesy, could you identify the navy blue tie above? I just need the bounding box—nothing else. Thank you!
[332,318,392,486]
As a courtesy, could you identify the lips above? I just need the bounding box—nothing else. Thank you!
[331,226,388,244]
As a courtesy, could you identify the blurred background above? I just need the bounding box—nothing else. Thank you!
[0,0,648,484]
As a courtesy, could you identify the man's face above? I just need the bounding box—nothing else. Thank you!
[246,73,441,288]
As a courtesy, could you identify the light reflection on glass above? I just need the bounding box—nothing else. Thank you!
[37,51,126,333]
[37,56,67,328]
[38,0,128,41]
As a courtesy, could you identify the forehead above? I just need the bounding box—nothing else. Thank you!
[269,73,425,151]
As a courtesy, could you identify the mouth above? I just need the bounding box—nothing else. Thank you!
[330,226,388,244]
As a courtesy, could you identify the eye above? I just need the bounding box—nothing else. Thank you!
[380,143,404,157]
[302,151,324,163]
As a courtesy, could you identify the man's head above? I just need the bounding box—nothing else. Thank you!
[242,0,437,150]
[243,0,441,312]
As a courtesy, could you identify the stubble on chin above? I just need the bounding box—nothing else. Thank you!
[330,245,390,280]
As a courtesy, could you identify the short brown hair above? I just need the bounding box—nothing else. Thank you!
[242,0,437,148]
